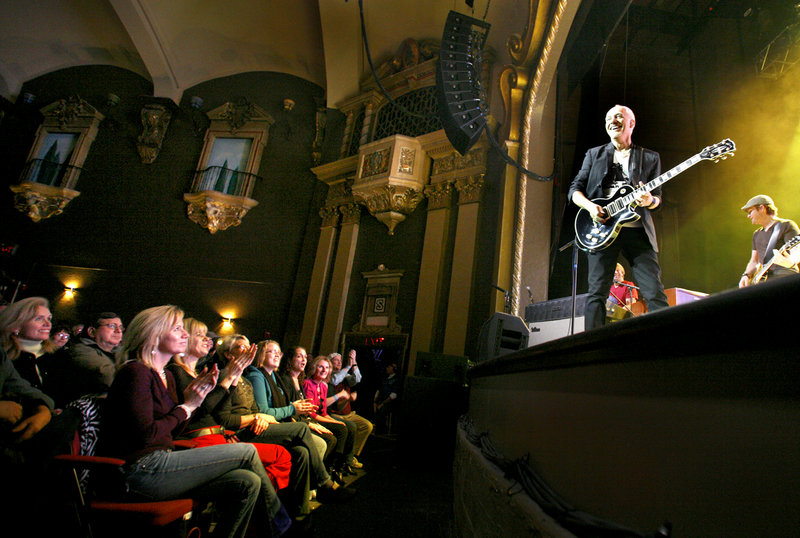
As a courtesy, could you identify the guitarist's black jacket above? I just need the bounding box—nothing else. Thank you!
[568,143,662,252]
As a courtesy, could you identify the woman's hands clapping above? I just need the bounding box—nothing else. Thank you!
[219,343,257,389]
[183,363,219,411]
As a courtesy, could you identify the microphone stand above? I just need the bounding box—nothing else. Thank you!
[558,240,579,336]
[493,284,511,314]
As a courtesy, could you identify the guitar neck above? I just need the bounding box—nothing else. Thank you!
[605,153,703,213]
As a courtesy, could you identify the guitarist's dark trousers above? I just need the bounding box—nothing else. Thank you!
[585,227,669,329]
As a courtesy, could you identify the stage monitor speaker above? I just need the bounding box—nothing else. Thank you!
[476,312,530,362]
[528,317,585,346]
[436,10,490,155]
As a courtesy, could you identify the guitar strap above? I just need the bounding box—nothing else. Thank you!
[762,221,783,264]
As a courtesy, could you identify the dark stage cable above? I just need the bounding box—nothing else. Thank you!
[458,416,671,537]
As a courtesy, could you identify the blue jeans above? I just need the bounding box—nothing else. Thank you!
[124,444,286,538]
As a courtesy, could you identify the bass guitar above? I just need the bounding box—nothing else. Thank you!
[574,139,736,252]
[749,234,800,284]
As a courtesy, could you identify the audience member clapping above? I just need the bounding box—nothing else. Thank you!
[303,355,358,479]
[277,345,337,461]
[99,305,292,537]
[167,318,292,492]
[216,335,355,524]
[328,349,373,468]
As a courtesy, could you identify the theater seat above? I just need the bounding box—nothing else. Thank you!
[55,396,202,538]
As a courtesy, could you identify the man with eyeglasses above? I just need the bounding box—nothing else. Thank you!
[55,312,124,405]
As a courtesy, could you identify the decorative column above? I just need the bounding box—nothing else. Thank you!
[408,179,455,374]
[299,204,340,349]
[319,203,362,354]
[443,174,485,356]
[307,156,359,351]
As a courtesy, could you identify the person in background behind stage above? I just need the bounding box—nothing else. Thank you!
[568,104,669,329]
[739,194,800,287]
[608,263,639,306]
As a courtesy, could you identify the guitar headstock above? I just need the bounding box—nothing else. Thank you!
[700,138,736,162]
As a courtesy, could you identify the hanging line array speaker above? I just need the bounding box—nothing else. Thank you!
[436,11,491,155]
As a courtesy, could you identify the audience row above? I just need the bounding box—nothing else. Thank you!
[0,296,401,537]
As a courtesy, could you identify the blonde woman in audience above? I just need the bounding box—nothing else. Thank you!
[0,297,58,394]
[167,318,291,491]
[99,305,291,538]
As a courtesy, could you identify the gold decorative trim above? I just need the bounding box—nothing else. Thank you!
[184,190,258,234]
[319,205,340,228]
[399,147,415,174]
[10,182,80,222]
[499,66,529,142]
[431,147,487,176]
[507,0,555,67]
[339,203,362,225]
[353,185,424,235]
[362,148,391,177]
[454,175,484,205]
[423,181,454,210]
[512,0,570,315]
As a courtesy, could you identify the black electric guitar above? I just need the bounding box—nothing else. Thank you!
[574,139,736,252]
[748,234,800,284]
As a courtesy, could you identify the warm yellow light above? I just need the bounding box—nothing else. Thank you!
[64,286,76,299]
[222,317,233,328]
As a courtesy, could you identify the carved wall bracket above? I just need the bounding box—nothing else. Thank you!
[10,182,80,222]
[184,190,258,234]
[352,184,424,234]
[137,103,173,164]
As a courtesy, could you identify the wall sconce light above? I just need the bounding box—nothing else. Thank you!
[64,286,76,299]
[106,93,121,109]
[222,317,233,329]
[283,98,295,111]
[188,96,209,137]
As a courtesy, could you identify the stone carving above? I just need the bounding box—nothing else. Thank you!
[319,205,340,228]
[399,147,415,174]
[362,148,391,177]
[455,175,485,204]
[339,203,362,225]
[353,184,424,234]
[137,103,172,164]
[220,98,256,134]
[52,95,86,129]
[424,181,455,210]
